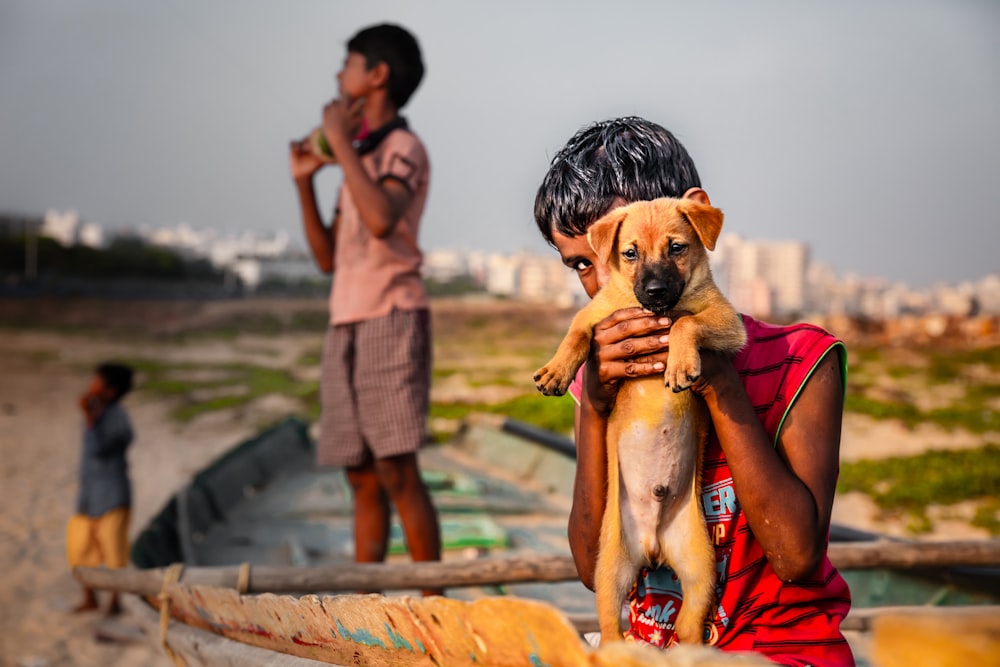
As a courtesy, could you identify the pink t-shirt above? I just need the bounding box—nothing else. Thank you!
[330,128,430,325]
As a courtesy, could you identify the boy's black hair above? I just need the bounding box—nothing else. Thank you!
[347,24,424,110]
[97,362,134,401]
[534,116,702,246]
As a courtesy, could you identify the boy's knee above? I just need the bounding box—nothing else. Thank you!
[373,455,423,493]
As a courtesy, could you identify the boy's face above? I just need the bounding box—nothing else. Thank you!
[553,229,605,300]
[86,375,118,403]
[336,52,375,102]
[551,198,625,300]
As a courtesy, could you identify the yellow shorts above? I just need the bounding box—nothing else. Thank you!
[66,507,131,569]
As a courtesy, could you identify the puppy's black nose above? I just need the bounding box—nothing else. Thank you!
[644,280,671,301]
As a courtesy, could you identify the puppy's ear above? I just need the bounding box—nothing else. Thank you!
[587,208,627,265]
[678,199,725,251]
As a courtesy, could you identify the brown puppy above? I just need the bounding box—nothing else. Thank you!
[534,197,746,644]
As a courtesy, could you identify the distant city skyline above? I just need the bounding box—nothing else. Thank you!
[18,210,1000,321]
[27,208,1000,291]
[2,2,999,289]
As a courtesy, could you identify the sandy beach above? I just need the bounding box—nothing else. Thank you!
[0,315,325,667]
[0,300,993,667]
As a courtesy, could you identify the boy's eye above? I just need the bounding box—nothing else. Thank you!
[669,243,687,256]
[573,259,592,272]
[622,248,639,261]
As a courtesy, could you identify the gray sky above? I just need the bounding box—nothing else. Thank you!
[1,1,998,288]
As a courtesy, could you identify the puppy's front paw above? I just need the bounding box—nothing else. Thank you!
[533,364,572,396]
[664,348,702,392]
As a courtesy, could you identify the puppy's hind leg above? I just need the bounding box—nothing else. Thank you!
[594,454,633,644]
[594,528,635,643]
[669,506,716,644]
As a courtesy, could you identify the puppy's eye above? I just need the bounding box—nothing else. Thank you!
[669,243,687,256]
[622,248,639,262]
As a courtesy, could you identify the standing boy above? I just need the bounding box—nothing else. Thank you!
[67,362,135,616]
[288,24,441,585]
[534,117,854,665]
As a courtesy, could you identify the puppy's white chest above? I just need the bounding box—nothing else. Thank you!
[610,380,703,562]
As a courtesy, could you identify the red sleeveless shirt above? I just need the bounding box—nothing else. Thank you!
[571,316,855,666]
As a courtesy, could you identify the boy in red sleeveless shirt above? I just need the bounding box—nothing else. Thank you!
[288,24,441,591]
[534,117,854,666]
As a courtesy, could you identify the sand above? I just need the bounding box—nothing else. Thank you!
[0,320,992,667]
[0,327,320,667]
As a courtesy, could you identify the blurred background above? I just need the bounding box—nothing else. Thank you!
[2,0,999,312]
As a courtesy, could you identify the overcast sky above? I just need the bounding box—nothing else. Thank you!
[1,1,998,288]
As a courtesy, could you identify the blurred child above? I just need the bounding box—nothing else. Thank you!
[67,362,134,616]
[288,23,441,591]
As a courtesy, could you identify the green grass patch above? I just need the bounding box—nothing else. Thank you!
[431,392,576,436]
[845,388,1000,434]
[843,394,923,427]
[297,349,323,367]
[838,444,1000,535]
[126,358,317,423]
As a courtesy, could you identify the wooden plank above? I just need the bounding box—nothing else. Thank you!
[128,587,1000,667]
[829,538,1000,569]
[840,604,1000,632]
[123,594,339,667]
[867,605,1000,667]
[159,584,773,666]
[76,539,1000,598]
[75,552,581,597]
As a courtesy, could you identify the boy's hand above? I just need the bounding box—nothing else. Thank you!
[585,308,673,416]
[289,136,325,182]
[321,96,365,150]
[79,392,105,426]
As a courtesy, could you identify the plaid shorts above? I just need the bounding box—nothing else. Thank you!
[317,308,431,467]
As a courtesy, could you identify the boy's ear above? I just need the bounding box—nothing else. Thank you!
[677,199,725,251]
[369,61,390,88]
[587,208,628,266]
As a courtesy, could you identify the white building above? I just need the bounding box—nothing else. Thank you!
[715,234,808,317]
[41,209,80,246]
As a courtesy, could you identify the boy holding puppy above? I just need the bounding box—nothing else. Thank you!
[534,117,854,665]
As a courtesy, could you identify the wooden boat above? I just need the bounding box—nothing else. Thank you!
[77,416,1000,666]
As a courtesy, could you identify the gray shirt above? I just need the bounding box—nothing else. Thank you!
[75,401,133,517]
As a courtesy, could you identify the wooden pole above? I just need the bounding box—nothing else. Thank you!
[829,538,1000,569]
[75,539,1000,597]
[75,552,581,597]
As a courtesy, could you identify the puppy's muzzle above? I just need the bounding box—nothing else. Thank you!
[635,276,685,315]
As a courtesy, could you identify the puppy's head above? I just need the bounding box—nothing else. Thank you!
[587,198,724,314]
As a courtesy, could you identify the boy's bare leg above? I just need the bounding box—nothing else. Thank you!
[73,585,99,613]
[345,462,391,587]
[376,453,443,596]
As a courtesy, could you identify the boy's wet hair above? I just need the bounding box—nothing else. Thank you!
[348,24,424,110]
[97,362,134,401]
[534,116,702,246]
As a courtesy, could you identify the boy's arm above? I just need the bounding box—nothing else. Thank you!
[79,393,104,428]
[568,396,608,591]
[692,350,844,582]
[91,405,134,458]
[323,99,412,239]
[290,139,335,273]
